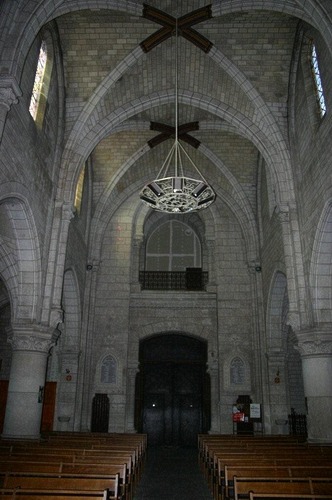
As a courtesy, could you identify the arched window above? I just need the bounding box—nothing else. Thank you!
[309,41,327,117]
[230,357,245,385]
[74,167,85,215]
[29,40,48,120]
[145,220,201,271]
[100,355,117,384]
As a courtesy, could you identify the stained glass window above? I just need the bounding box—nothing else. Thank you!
[29,40,47,120]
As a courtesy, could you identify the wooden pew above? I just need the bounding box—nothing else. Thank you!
[0,432,147,500]
[249,494,332,500]
[0,488,111,499]
[213,450,332,498]
[196,434,332,500]
[222,466,332,500]
[2,473,119,497]
[0,463,130,500]
[233,476,332,500]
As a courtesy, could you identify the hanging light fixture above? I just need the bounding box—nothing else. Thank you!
[139,19,215,213]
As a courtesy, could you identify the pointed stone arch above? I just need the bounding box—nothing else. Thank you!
[0,193,41,323]
[309,200,332,325]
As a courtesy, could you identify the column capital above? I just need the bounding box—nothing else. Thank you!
[295,327,332,357]
[8,323,57,353]
[0,75,22,111]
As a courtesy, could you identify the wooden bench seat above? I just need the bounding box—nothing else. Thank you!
[249,494,332,500]
[213,453,332,497]
[222,466,332,500]
[2,474,119,492]
[0,433,147,500]
[0,488,112,500]
[0,464,131,499]
[233,476,332,500]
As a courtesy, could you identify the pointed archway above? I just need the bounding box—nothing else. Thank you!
[135,333,210,447]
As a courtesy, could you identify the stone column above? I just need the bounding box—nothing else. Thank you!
[130,236,143,293]
[2,326,55,439]
[296,328,332,443]
[125,365,139,432]
[206,238,217,292]
[266,349,289,434]
[0,76,22,143]
[208,363,221,433]
[79,261,100,431]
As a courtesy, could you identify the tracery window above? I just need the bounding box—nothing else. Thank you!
[100,355,117,384]
[309,42,327,117]
[29,40,48,120]
[145,220,201,271]
[230,357,245,385]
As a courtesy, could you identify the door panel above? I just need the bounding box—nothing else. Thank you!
[138,334,210,446]
[141,361,205,446]
[41,381,57,432]
[178,393,201,446]
[143,393,165,446]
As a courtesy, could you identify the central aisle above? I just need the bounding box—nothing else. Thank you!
[133,445,213,499]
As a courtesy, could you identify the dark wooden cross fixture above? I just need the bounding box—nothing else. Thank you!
[141,4,213,53]
[148,121,201,149]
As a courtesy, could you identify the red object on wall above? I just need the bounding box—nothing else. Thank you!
[232,412,245,422]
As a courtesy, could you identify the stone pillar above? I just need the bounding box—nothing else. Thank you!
[208,363,221,433]
[79,261,100,431]
[56,348,81,431]
[130,236,143,293]
[125,365,139,432]
[0,76,22,143]
[2,326,55,439]
[296,328,332,443]
[266,349,289,434]
[206,238,217,292]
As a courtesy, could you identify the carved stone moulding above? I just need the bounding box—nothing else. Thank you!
[8,323,56,353]
[295,326,332,357]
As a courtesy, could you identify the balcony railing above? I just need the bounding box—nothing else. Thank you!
[139,269,208,291]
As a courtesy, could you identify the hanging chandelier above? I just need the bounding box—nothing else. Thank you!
[139,20,215,214]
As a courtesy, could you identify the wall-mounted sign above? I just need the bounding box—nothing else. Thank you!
[250,403,261,419]
[232,412,245,422]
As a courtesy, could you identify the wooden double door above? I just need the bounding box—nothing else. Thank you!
[136,335,210,446]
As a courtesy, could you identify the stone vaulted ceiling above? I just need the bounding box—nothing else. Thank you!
[54,1,299,226]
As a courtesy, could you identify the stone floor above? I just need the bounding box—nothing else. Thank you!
[133,445,213,499]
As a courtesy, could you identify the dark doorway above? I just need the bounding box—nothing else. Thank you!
[135,334,210,446]
[91,393,109,432]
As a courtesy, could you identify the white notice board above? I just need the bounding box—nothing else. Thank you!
[250,403,261,419]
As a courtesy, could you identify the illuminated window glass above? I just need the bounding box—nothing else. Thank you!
[29,40,47,120]
[146,220,201,271]
[309,42,327,117]
[74,167,85,214]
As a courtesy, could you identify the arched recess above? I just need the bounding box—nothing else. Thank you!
[0,195,41,324]
[135,333,210,446]
[139,212,208,291]
[310,200,332,325]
